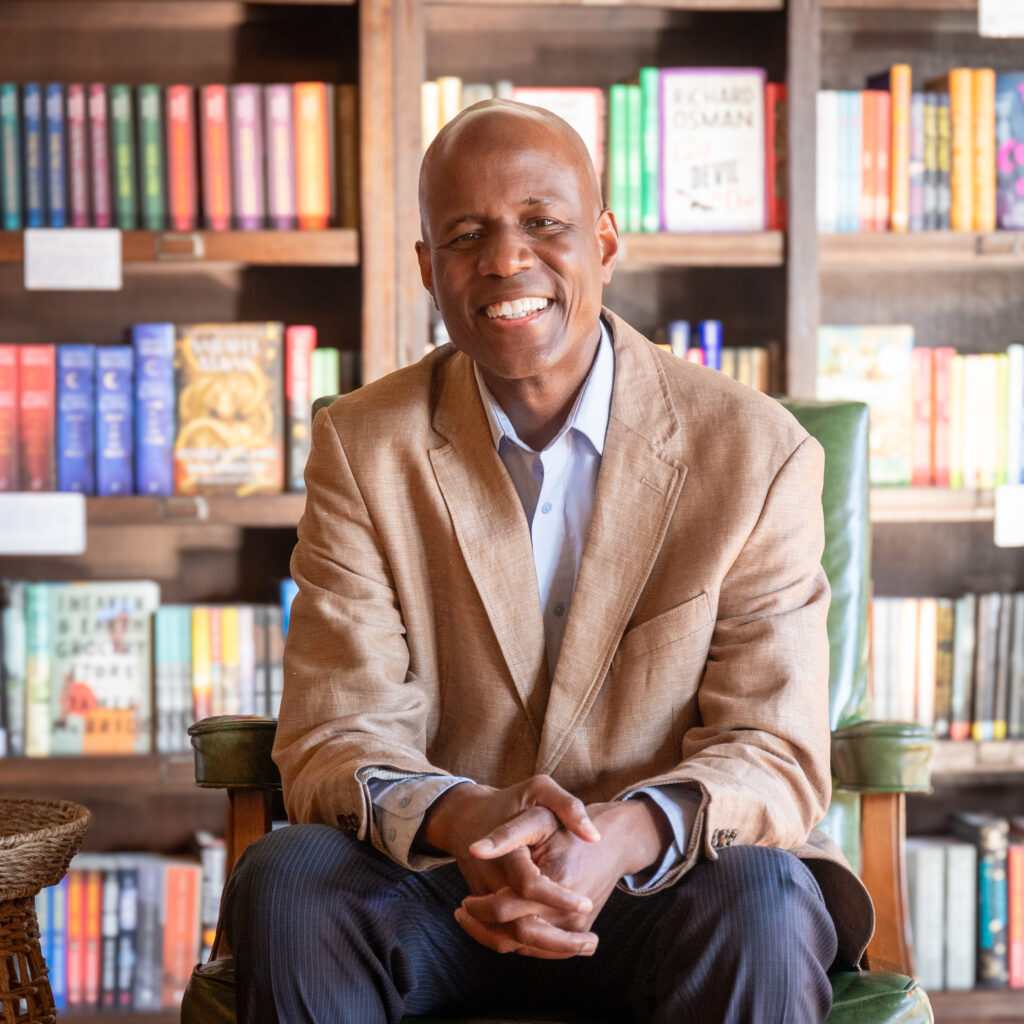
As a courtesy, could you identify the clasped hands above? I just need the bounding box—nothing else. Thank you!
[421,775,667,960]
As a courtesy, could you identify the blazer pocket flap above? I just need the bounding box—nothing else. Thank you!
[616,591,713,664]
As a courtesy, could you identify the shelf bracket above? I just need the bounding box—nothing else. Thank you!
[154,232,206,261]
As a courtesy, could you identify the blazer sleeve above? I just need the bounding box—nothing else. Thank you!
[273,407,449,838]
[615,434,832,891]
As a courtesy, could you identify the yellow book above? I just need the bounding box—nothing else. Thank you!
[928,69,973,231]
[220,605,240,716]
[421,80,440,152]
[973,68,996,232]
[889,64,912,232]
[191,606,212,722]
[437,75,462,130]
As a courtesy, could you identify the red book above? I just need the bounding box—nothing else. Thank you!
[1010,840,1024,988]
[294,83,330,230]
[286,325,317,492]
[911,347,935,486]
[161,860,201,1008]
[764,83,787,231]
[88,84,112,228]
[166,85,197,231]
[67,84,90,227]
[932,346,956,488]
[17,344,55,491]
[0,345,16,490]
[200,85,232,231]
[861,92,879,232]
[875,91,892,233]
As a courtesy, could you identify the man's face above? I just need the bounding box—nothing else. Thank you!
[416,118,618,388]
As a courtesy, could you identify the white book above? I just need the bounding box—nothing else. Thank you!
[1007,343,1023,485]
[962,355,984,489]
[510,87,606,185]
[420,80,440,152]
[906,838,947,991]
[942,837,978,990]
[871,596,891,719]
[817,91,839,233]
[916,597,938,727]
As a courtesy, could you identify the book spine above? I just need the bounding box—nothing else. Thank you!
[266,604,284,717]
[100,864,119,1009]
[916,597,938,726]
[860,91,876,231]
[166,85,197,232]
[1010,593,1024,740]
[996,74,1024,230]
[1,83,22,229]
[230,84,265,230]
[639,67,660,233]
[933,346,955,487]
[625,84,642,233]
[154,607,172,754]
[176,606,192,746]
[162,863,201,1008]
[50,875,68,1010]
[336,84,359,230]
[133,322,175,496]
[608,85,628,232]
[948,70,974,231]
[24,582,50,755]
[950,592,976,741]
[1010,842,1024,987]
[17,344,55,491]
[220,605,240,716]
[286,325,317,492]
[237,604,256,716]
[765,83,787,231]
[700,320,722,371]
[116,865,138,1007]
[934,597,955,737]
[911,346,934,486]
[132,859,161,1011]
[191,607,212,721]
[110,85,137,230]
[66,84,89,228]
[937,94,952,229]
[995,353,1010,487]
[874,90,891,233]
[23,83,45,228]
[905,839,946,990]
[950,353,965,488]
[0,344,16,490]
[923,94,938,231]
[252,605,268,717]
[889,64,912,232]
[57,344,96,494]
[816,91,838,233]
[946,840,978,989]
[200,85,232,231]
[294,83,330,230]
[209,606,223,717]
[973,593,998,741]
[264,84,296,230]
[979,844,1010,986]
[974,69,997,233]
[995,590,1013,741]
[88,85,112,228]
[67,866,84,1009]
[909,92,925,231]
[1008,343,1024,485]
[45,83,66,227]
[137,84,166,232]
[84,866,102,1008]
[96,345,135,496]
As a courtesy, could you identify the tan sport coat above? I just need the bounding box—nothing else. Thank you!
[276,308,874,967]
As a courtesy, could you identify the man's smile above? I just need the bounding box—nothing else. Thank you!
[484,296,551,321]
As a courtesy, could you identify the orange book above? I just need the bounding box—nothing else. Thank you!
[932,346,956,488]
[17,344,55,491]
[0,344,16,491]
[928,69,973,231]
[67,866,85,1010]
[166,84,197,231]
[191,606,212,721]
[889,65,912,232]
[161,860,202,1008]
[973,68,996,233]
[83,865,102,1009]
[874,91,891,233]
[860,92,878,231]
[200,85,232,231]
[911,346,934,486]
[294,82,330,230]
[1009,829,1024,988]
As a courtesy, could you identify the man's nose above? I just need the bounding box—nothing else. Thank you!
[477,227,534,277]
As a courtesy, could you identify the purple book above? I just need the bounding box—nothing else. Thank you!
[996,73,1024,231]
[57,344,95,494]
[230,84,265,230]
[264,84,296,230]
[909,93,925,232]
[88,84,112,228]
[67,84,89,227]
[96,346,134,496]
[133,323,175,496]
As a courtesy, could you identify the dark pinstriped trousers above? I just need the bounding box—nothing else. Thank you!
[224,824,838,1024]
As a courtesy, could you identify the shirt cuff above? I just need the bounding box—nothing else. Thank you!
[365,772,474,870]
[619,784,701,893]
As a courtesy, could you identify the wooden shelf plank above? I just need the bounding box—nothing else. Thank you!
[870,488,995,524]
[823,0,973,8]
[0,753,199,790]
[619,231,784,268]
[821,231,1024,270]
[84,495,306,528]
[57,1014,179,1023]
[930,987,1024,1020]
[0,230,359,267]
[430,0,781,8]
[931,740,1024,778]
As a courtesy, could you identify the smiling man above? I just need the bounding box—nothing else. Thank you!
[224,101,874,1024]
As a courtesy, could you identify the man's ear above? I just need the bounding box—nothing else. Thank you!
[597,209,620,285]
[415,240,438,309]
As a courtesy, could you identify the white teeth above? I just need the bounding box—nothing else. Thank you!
[486,297,549,320]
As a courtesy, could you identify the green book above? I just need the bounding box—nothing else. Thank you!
[608,84,629,230]
[0,83,21,230]
[626,84,642,233]
[639,66,661,232]
[312,347,341,401]
[136,85,165,231]
[24,582,51,758]
[110,84,137,229]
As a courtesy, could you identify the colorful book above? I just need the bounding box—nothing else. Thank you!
[200,85,232,232]
[911,346,934,486]
[874,90,892,232]
[336,83,359,229]
[909,92,925,232]
[88,84,112,228]
[166,85,197,232]
[109,85,137,230]
[511,86,606,186]
[972,592,1000,741]
[23,83,45,228]
[67,84,89,228]
[950,592,977,741]
[137,84,166,232]
[45,83,66,228]
[286,325,316,491]
[100,859,119,1009]
[1,83,21,229]
[294,82,330,230]
[659,68,765,232]
[0,345,16,490]
[937,93,952,229]
[973,68,997,233]
[933,346,955,488]
[191,606,212,722]
[131,855,163,1011]
[311,346,340,401]
[923,93,939,231]
[230,85,265,230]
[57,344,96,494]
[933,597,955,738]
[24,582,51,757]
[608,84,629,230]
[942,836,978,990]
[996,73,1024,230]
[639,66,661,233]
[817,91,839,233]
[238,604,256,716]
[264,84,296,230]
[625,84,642,233]
[133,322,175,496]
[870,65,911,231]
[765,82,787,231]
[2,581,27,756]
[17,344,56,492]
[905,837,946,990]
[96,345,134,496]
[51,875,68,1009]
[115,859,138,1007]
[161,860,202,1008]
[1009,593,1024,739]
[927,70,973,231]
[173,322,285,495]
[994,594,1014,741]
[67,864,85,1008]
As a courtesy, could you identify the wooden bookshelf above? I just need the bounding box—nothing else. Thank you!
[931,740,1024,778]
[821,232,1024,270]
[929,988,1024,1023]
[429,0,782,8]
[870,488,995,523]
[822,0,975,9]
[61,1015,178,1024]
[83,495,306,528]
[0,754,199,790]
[618,231,784,267]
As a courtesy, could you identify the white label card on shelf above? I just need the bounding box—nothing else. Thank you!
[980,0,1024,37]
[24,228,122,291]
[994,484,1024,547]
[0,493,86,554]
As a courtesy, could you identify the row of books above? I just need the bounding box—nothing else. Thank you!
[0,82,358,232]
[0,578,298,758]
[0,322,356,497]
[34,834,225,1012]
[422,71,782,233]
[818,67,1024,234]
[816,325,1024,488]
[909,813,1024,991]
[653,320,773,392]
[870,593,1024,741]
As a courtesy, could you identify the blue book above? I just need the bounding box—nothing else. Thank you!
[996,73,1024,231]
[699,320,722,371]
[280,578,299,635]
[96,346,134,496]
[35,884,51,988]
[44,83,66,228]
[57,344,96,493]
[1,83,21,230]
[50,876,68,1010]
[22,83,44,228]
[667,320,690,360]
[132,323,175,496]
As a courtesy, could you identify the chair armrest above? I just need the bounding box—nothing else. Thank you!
[831,721,934,794]
[188,715,281,790]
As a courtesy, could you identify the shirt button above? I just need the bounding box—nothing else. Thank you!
[554,603,565,616]
[388,827,397,842]
[541,501,553,514]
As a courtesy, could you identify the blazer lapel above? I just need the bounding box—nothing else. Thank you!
[429,353,549,739]
[536,312,688,775]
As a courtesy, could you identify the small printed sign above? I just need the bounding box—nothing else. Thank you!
[980,0,1024,37]
[24,228,122,291]
[995,484,1024,547]
[0,492,86,554]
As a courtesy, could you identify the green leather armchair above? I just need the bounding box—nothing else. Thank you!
[183,398,934,1024]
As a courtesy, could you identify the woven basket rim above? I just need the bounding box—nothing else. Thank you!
[0,798,92,851]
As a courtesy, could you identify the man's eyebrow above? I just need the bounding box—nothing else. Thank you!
[439,197,562,236]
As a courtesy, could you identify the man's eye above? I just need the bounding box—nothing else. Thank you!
[450,231,481,244]
[530,218,558,228]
